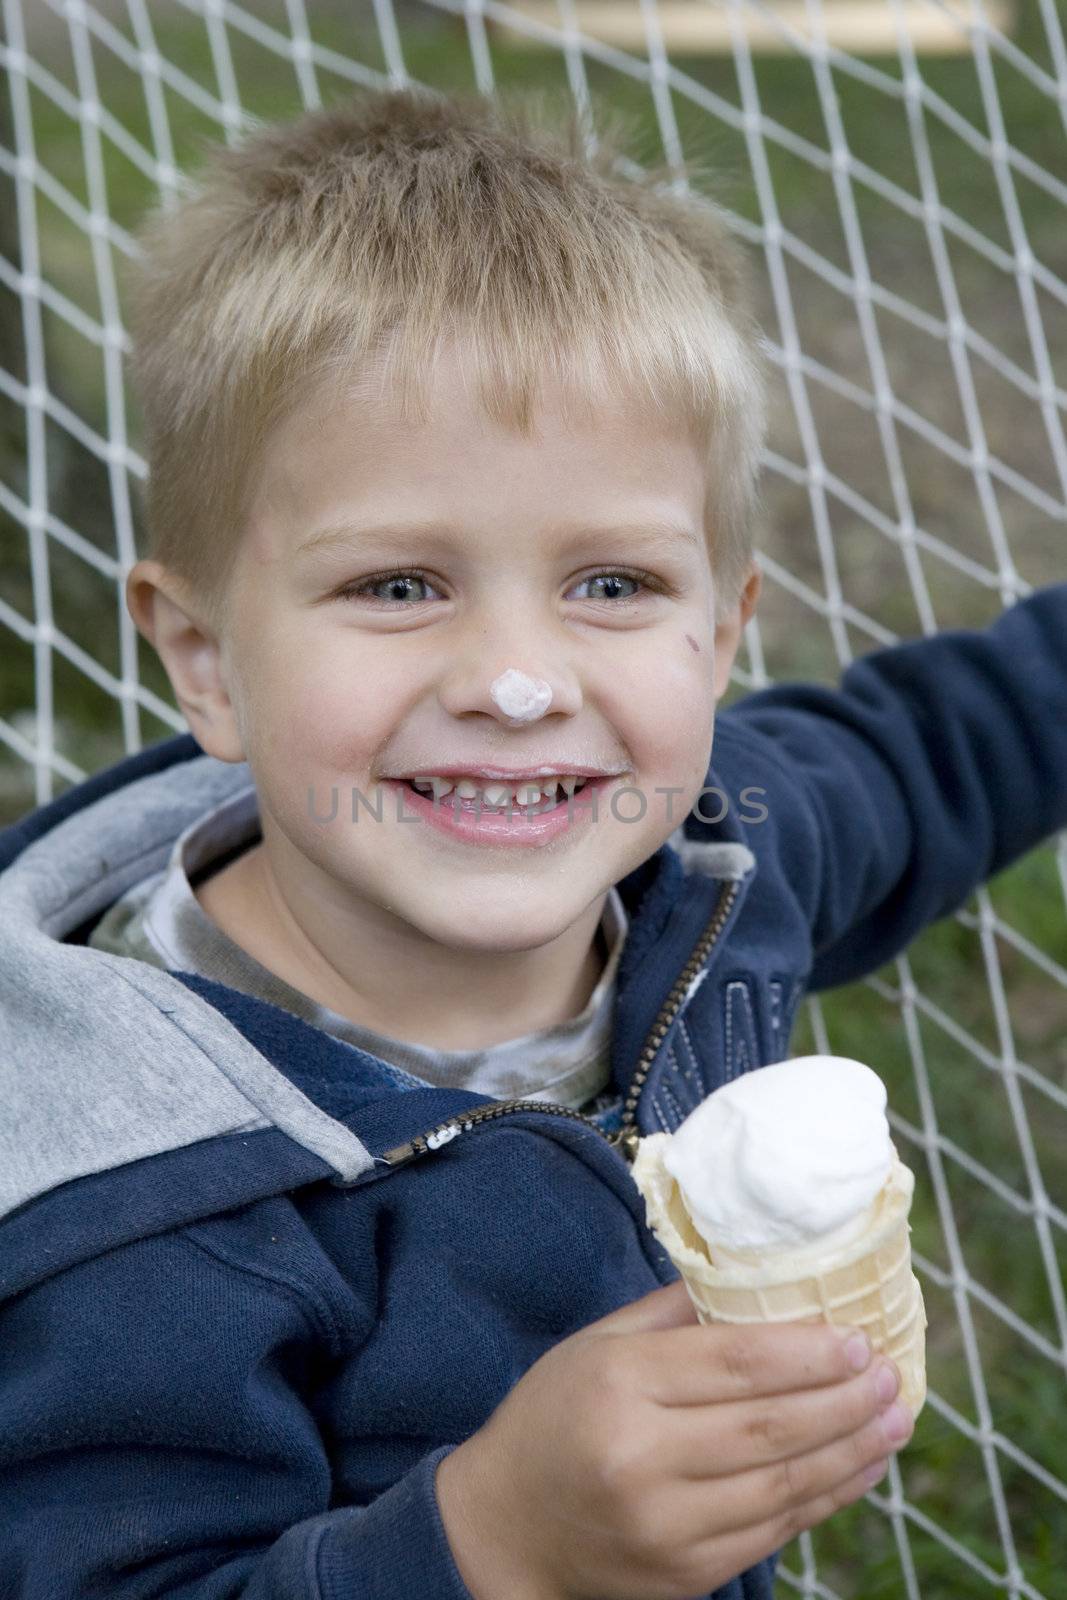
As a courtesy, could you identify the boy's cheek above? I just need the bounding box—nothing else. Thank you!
[253,651,391,749]
[240,624,714,774]
[630,653,717,746]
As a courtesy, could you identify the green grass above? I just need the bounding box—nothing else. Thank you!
[1,6,1066,1595]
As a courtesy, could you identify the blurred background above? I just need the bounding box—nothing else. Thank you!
[1,3,1065,1596]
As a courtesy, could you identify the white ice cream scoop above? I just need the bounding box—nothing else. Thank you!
[489,668,553,722]
[662,1055,895,1253]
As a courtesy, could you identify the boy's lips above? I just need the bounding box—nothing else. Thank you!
[380,772,623,848]
[384,764,628,781]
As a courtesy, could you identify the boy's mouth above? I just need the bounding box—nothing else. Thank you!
[378,771,629,847]
[398,774,592,814]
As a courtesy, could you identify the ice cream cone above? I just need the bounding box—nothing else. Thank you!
[631,1135,927,1416]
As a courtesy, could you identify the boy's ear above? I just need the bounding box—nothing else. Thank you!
[125,560,246,762]
[712,562,762,701]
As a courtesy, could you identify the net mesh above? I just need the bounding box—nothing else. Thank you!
[0,2,1064,1595]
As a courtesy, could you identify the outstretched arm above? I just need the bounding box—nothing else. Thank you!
[720,582,1067,989]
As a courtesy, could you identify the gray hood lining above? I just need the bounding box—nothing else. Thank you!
[0,754,376,1220]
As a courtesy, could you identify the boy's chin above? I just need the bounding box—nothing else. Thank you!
[400,886,602,956]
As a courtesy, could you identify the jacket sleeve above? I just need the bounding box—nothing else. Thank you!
[0,1225,476,1600]
[723,581,1067,989]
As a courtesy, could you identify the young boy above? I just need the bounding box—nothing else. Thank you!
[0,86,1064,1600]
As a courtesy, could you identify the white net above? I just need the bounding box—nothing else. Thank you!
[0,2,1064,1596]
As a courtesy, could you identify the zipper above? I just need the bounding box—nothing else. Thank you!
[378,878,740,1172]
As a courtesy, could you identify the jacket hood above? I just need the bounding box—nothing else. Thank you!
[0,733,755,1232]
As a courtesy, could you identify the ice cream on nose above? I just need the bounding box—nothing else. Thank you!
[490,668,553,722]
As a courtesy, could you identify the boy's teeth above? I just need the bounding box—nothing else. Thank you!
[456,777,552,805]
[482,783,512,806]
[408,774,590,806]
[409,776,456,798]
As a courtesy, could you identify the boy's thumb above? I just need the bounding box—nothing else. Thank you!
[589,1277,700,1337]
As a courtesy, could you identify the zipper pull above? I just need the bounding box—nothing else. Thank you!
[609,1126,642,1163]
[380,1121,463,1167]
[379,1140,420,1167]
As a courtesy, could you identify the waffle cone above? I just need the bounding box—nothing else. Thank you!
[631,1136,926,1416]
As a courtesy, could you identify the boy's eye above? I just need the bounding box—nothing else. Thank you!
[570,573,643,603]
[336,569,658,607]
[354,572,439,606]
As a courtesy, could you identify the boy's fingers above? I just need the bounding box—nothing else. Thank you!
[641,1320,875,1406]
[666,1360,900,1480]
[682,1453,882,1580]
[641,1451,882,1599]
[674,1403,899,1545]
[588,1278,700,1336]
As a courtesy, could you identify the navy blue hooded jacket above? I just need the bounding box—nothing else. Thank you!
[1,584,1065,1599]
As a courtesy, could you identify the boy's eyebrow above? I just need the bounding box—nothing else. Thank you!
[296,518,702,558]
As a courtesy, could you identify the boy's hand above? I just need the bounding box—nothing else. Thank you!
[435,1278,913,1600]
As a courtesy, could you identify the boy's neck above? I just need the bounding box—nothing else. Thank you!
[193,841,610,1052]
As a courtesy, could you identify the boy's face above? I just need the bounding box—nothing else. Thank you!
[131,346,758,959]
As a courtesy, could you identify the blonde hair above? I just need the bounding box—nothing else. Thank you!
[126,85,765,633]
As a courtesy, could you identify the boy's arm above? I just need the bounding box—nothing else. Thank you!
[720,582,1067,989]
[0,1229,475,1600]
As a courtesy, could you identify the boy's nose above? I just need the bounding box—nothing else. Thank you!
[490,669,552,723]
[438,660,582,725]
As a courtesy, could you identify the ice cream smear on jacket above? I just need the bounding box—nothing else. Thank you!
[662,1056,895,1260]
